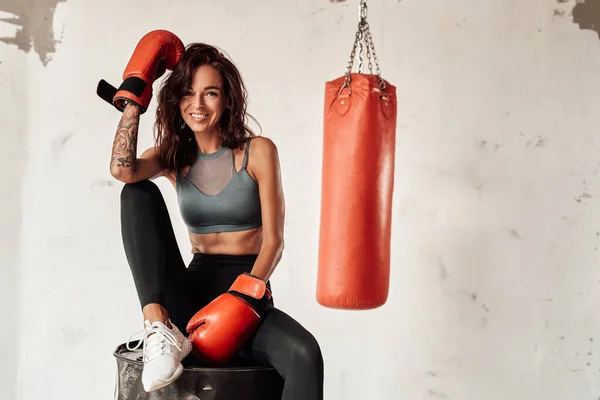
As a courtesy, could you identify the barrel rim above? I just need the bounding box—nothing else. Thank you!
[113,342,278,373]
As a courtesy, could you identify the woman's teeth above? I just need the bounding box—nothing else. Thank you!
[190,113,208,121]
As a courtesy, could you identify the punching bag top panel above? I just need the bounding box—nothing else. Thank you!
[325,74,397,121]
[327,73,396,98]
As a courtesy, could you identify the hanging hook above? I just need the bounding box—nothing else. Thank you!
[359,0,368,23]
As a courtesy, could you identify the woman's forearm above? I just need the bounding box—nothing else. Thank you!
[250,240,284,281]
[110,102,141,179]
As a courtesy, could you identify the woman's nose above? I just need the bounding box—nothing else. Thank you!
[196,93,206,107]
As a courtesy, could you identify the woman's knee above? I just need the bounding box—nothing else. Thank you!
[292,330,324,371]
[120,179,161,206]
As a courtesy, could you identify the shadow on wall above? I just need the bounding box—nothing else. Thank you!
[571,0,600,39]
[0,0,66,66]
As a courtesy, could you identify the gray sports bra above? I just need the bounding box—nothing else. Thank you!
[176,138,262,234]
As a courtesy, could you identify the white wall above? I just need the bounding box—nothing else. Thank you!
[0,30,26,400]
[3,0,600,399]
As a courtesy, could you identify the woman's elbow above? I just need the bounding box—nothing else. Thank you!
[110,167,136,184]
[263,236,284,254]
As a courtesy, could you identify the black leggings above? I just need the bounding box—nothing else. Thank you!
[120,180,324,400]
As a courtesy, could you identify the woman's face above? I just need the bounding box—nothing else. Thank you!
[179,65,226,136]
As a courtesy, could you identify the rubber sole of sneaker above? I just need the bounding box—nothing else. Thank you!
[144,362,185,392]
[144,344,192,392]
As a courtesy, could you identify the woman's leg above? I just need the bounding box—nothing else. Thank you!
[120,179,193,392]
[186,254,273,310]
[120,179,194,329]
[185,254,323,398]
[246,308,324,400]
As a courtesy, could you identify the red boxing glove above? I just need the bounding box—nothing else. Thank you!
[186,273,271,365]
[96,29,184,113]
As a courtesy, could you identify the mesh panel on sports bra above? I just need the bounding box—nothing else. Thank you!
[186,148,236,196]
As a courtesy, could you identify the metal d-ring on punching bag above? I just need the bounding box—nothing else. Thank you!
[317,0,397,310]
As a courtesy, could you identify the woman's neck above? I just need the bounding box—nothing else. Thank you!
[193,131,223,153]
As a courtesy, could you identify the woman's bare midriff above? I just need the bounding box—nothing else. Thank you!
[188,227,263,255]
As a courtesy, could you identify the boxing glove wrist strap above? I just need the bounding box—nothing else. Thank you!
[228,290,270,314]
[117,76,147,98]
[228,273,272,314]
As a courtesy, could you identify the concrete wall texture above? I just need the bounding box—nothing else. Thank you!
[2,0,600,399]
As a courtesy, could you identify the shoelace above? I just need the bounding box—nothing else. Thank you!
[126,320,183,362]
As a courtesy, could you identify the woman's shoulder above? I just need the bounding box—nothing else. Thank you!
[246,135,278,157]
[244,136,280,180]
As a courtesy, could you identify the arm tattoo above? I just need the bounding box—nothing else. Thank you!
[111,103,141,174]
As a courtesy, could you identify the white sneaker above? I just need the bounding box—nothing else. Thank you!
[126,320,192,392]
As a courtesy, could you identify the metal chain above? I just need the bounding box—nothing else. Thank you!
[342,0,386,92]
[365,23,386,90]
[358,27,365,73]
[362,23,373,74]
[342,25,361,89]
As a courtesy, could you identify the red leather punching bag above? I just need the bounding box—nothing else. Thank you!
[317,1,397,310]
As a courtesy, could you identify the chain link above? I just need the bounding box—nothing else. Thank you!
[358,28,365,73]
[342,0,386,93]
[362,23,373,74]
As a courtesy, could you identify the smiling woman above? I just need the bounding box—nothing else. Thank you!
[153,43,259,171]
[179,69,225,131]
[108,33,323,399]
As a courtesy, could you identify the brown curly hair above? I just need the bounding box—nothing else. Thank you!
[153,43,260,171]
